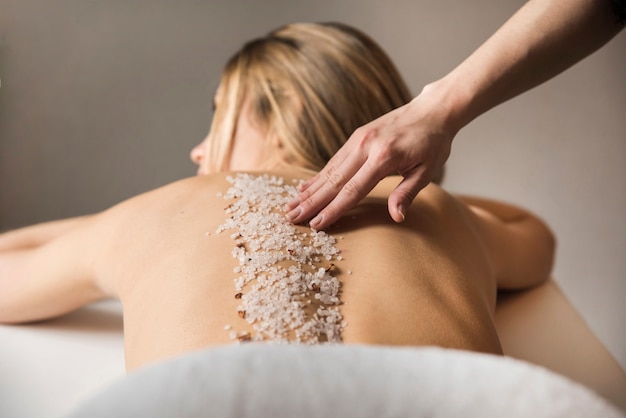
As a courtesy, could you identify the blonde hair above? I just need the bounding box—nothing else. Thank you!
[207,22,412,173]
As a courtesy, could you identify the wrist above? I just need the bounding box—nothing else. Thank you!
[418,76,473,137]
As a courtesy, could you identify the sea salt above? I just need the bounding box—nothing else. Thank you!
[217,174,347,344]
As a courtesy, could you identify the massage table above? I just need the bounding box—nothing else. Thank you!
[0,279,624,417]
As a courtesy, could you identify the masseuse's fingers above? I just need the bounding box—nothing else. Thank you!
[286,142,359,211]
[387,164,430,223]
[307,157,390,230]
[285,138,372,226]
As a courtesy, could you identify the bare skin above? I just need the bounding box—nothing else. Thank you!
[0,170,555,371]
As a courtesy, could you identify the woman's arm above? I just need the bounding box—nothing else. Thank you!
[0,215,108,324]
[457,196,556,290]
[0,215,94,252]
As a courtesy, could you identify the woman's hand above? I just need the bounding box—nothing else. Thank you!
[285,86,457,230]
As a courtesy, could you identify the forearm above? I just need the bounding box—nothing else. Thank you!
[0,221,106,324]
[428,0,624,132]
[0,215,93,252]
[0,249,101,324]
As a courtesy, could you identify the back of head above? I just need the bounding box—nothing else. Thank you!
[207,22,412,173]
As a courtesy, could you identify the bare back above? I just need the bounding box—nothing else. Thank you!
[92,171,501,369]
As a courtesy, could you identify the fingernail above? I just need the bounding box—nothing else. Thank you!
[286,206,302,222]
[310,213,324,230]
[298,181,310,192]
[397,205,406,222]
[285,198,300,211]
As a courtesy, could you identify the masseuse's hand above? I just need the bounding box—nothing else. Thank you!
[285,87,456,230]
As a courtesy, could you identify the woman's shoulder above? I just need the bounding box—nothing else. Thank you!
[101,171,309,219]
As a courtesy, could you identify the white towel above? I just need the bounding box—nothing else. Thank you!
[67,344,624,418]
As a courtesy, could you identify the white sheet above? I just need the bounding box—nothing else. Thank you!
[0,300,125,418]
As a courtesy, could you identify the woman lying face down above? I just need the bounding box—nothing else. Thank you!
[0,22,555,370]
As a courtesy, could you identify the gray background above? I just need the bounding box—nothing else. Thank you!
[1,0,624,370]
